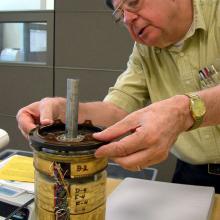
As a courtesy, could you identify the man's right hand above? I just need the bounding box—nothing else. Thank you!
[16,97,66,138]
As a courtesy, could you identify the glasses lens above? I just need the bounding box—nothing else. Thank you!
[113,10,123,23]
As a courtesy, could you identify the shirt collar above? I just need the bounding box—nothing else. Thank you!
[169,0,206,51]
[187,0,207,36]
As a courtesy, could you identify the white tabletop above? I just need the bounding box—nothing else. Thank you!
[106,178,215,220]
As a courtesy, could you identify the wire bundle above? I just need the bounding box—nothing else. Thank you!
[34,151,107,220]
[54,162,70,219]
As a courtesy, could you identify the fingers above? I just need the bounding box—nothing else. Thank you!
[16,97,66,138]
[95,132,169,170]
[112,147,169,171]
[39,98,56,125]
[93,114,139,142]
[16,106,39,138]
[95,130,170,171]
[94,98,185,171]
[95,127,146,158]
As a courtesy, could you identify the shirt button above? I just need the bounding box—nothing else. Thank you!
[179,52,184,57]
[204,134,210,139]
[186,80,191,84]
[155,48,161,54]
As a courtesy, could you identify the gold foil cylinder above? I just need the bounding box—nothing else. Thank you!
[35,171,55,212]
[69,172,106,214]
[70,205,106,220]
[34,152,107,177]
[37,203,105,220]
[30,121,107,220]
[34,150,107,220]
[37,205,55,220]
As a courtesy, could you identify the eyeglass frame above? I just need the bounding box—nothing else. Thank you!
[112,0,142,23]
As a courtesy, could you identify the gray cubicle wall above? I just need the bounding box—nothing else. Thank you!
[0,11,54,150]
[54,0,133,100]
[53,0,176,182]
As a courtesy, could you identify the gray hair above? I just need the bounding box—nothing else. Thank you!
[105,0,114,10]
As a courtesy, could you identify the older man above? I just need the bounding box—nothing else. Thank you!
[17,0,220,192]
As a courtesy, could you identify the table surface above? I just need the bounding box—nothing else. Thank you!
[106,178,220,220]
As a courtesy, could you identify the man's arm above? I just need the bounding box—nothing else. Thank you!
[16,97,128,138]
[94,85,220,170]
[198,85,220,126]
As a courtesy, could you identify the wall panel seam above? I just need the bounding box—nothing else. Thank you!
[55,66,124,72]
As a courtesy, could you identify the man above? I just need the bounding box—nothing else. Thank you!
[17,0,220,192]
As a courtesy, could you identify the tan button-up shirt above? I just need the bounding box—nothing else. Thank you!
[104,0,220,164]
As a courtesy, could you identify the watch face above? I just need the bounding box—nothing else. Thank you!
[191,99,206,117]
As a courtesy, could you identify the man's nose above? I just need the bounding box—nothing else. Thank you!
[123,10,138,24]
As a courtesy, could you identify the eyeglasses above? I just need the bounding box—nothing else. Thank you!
[112,0,142,23]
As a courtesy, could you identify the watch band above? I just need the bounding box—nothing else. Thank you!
[189,113,203,130]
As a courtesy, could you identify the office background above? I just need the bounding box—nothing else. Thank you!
[0,0,176,182]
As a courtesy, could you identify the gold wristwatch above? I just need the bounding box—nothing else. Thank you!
[185,93,206,130]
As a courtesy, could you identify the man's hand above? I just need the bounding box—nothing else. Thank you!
[94,95,192,171]
[16,98,128,139]
[16,97,66,138]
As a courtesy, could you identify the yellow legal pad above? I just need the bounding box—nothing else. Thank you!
[0,155,34,183]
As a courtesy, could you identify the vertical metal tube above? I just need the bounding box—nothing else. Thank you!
[65,78,79,139]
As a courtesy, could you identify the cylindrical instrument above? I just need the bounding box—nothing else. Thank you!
[29,121,108,220]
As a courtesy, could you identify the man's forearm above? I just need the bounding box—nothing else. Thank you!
[79,101,128,127]
[198,85,220,127]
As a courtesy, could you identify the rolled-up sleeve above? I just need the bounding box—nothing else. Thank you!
[104,44,149,113]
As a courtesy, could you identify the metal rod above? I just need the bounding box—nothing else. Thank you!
[65,78,79,139]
